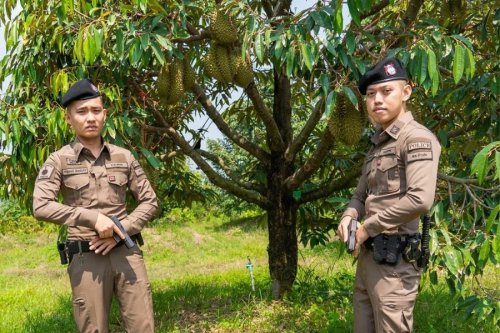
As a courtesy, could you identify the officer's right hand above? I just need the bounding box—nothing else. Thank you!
[337,215,352,243]
[95,213,124,239]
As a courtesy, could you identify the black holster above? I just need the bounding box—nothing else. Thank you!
[57,242,68,265]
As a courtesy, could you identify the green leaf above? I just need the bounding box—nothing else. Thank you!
[418,48,428,85]
[140,147,161,169]
[286,47,296,77]
[477,241,490,269]
[427,49,437,80]
[346,32,355,54]
[342,86,358,108]
[246,15,255,32]
[465,47,475,79]
[485,204,499,234]
[325,90,335,116]
[154,34,171,51]
[11,120,21,144]
[151,42,165,65]
[129,39,143,66]
[347,0,361,26]
[255,34,265,63]
[300,43,314,71]
[453,44,465,84]
[431,68,439,96]
[140,33,150,51]
[334,2,343,33]
[444,247,459,277]
[470,141,499,185]
[319,73,330,97]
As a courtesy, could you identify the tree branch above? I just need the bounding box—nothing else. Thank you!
[151,108,269,208]
[191,84,271,166]
[402,0,424,27]
[274,0,292,17]
[438,173,493,185]
[129,80,269,208]
[246,82,286,152]
[172,30,210,43]
[360,0,390,20]
[298,162,363,204]
[198,149,267,195]
[262,0,274,18]
[284,129,335,190]
[285,98,324,162]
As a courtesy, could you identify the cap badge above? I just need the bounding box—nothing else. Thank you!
[90,83,98,92]
[384,63,397,76]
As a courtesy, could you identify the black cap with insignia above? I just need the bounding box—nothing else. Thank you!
[61,79,101,107]
[358,58,408,95]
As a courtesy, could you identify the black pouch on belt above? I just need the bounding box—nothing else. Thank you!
[372,234,402,265]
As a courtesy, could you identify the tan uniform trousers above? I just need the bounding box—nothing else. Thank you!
[68,244,154,333]
[353,246,420,333]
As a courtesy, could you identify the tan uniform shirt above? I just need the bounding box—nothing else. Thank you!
[33,139,158,240]
[342,112,441,237]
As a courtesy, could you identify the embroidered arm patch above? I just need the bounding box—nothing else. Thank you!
[406,139,433,163]
[131,160,145,177]
[38,164,55,180]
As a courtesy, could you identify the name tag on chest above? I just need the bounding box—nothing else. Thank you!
[62,168,88,175]
[106,162,128,169]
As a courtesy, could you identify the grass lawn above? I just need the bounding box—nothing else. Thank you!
[0,212,498,332]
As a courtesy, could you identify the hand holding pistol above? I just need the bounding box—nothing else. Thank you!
[347,218,358,253]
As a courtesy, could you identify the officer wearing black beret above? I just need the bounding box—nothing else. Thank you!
[34,79,158,332]
[61,79,101,107]
[337,58,441,332]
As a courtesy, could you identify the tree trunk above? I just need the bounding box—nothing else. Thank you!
[267,162,298,300]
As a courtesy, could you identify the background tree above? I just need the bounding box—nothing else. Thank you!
[0,0,497,307]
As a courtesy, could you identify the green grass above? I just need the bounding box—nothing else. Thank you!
[0,212,498,332]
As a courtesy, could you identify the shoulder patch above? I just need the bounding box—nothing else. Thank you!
[134,167,145,177]
[38,164,55,180]
[408,141,432,151]
[407,151,433,163]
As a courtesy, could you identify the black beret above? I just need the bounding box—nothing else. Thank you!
[358,58,408,95]
[61,79,101,107]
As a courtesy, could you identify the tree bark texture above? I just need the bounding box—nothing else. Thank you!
[267,158,298,299]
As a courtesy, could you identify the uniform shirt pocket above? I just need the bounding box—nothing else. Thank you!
[62,174,92,206]
[375,152,401,194]
[107,171,128,204]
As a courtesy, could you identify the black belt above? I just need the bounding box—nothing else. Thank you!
[364,233,420,251]
[66,234,141,256]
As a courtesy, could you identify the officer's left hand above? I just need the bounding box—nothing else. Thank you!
[352,225,370,257]
[89,236,118,255]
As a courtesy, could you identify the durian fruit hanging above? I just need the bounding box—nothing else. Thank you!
[234,56,254,88]
[204,43,254,87]
[157,56,199,106]
[328,91,366,146]
[182,56,196,91]
[210,7,238,45]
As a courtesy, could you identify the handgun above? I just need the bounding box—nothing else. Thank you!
[111,216,135,249]
[347,218,358,253]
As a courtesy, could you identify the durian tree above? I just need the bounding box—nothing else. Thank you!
[0,0,498,307]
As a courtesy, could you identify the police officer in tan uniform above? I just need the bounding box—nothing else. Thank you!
[337,58,441,333]
[33,79,158,333]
